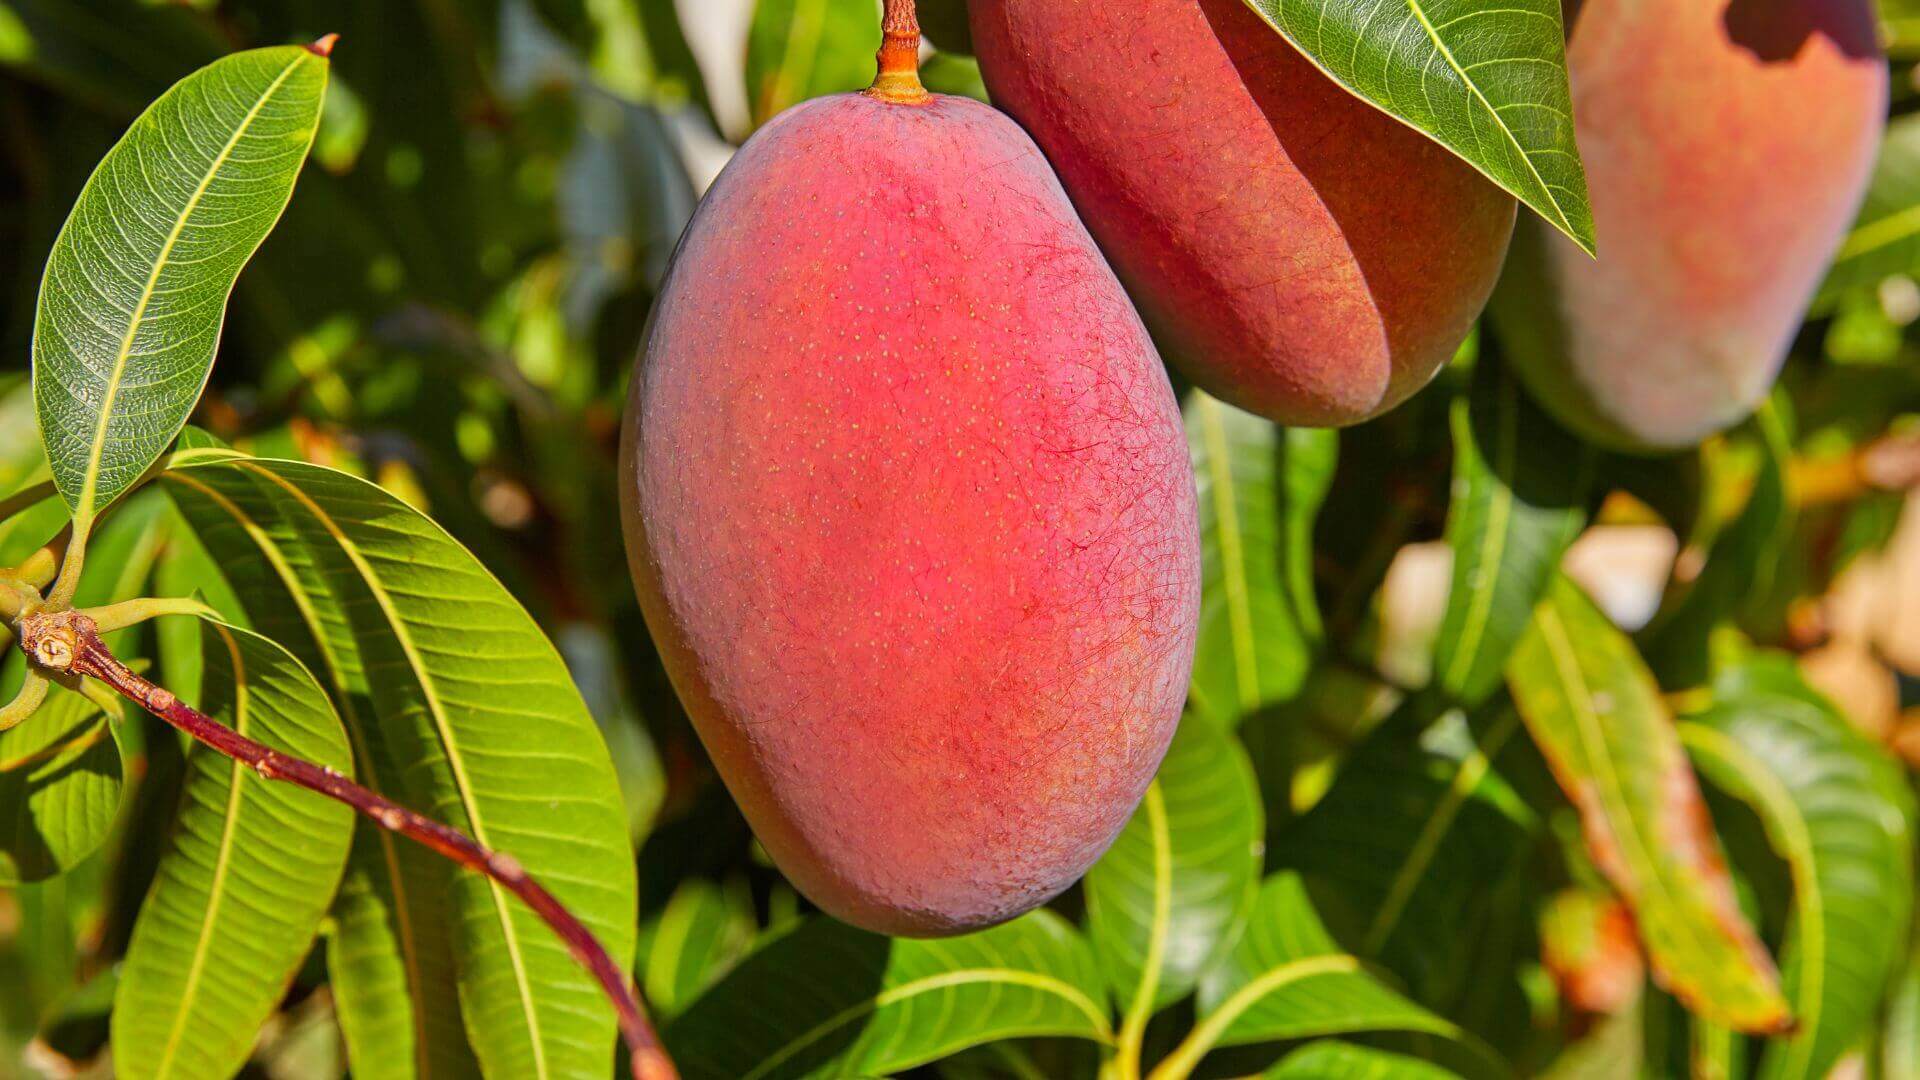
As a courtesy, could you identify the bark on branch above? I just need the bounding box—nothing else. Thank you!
[18,610,677,1080]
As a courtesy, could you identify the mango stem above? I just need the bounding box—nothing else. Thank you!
[868,0,928,102]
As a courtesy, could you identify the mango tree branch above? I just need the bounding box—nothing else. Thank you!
[18,610,678,1080]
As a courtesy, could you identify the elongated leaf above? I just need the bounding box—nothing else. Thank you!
[1507,576,1790,1033]
[1642,409,1791,687]
[639,878,756,1020]
[161,455,476,1079]
[1085,712,1262,1016]
[1888,937,1920,1080]
[1266,1040,1463,1079]
[1433,357,1590,706]
[113,620,354,1080]
[1239,0,1593,253]
[161,455,636,1079]
[667,911,1113,1080]
[32,44,327,521]
[744,0,879,128]
[1278,706,1535,1006]
[1816,112,1920,312]
[1185,391,1334,726]
[1678,658,1915,1080]
[0,682,123,884]
[1175,873,1475,1077]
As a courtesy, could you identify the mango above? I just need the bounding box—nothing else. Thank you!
[620,44,1200,936]
[968,0,1517,427]
[1491,0,1885,452]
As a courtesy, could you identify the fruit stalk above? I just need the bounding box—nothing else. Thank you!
[869,0,927,101]
[20,610,678,1080]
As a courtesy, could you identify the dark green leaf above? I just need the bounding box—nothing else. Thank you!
[1085,712,1262,1019]
[638,878,756,1020]
[1185,390,1334,726]
[668,911,1113,1080]
[1278,706,1535,1006]
[1265,1040,1464,1079]
[1237,0,1593,253]
[112,620,354,1080]
[1169,873,1478,1077]
[1679,658,1916,1080]
[161,455,636,1079]
[1433,357,1591,706]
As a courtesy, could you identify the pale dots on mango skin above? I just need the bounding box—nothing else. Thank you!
[620,91,1199,937]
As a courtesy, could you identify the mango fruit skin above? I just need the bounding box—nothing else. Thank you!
[968,0,1517,427]
[620,91,1201,937]
[1491,0,1885,452]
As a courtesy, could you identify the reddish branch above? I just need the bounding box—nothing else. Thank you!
[19,611,677,1080]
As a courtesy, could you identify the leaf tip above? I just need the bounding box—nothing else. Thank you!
[306,33,339,59]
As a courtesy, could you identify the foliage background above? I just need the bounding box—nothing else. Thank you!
[2,0,1920,1077]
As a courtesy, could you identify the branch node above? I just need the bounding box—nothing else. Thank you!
[19,611,91,673]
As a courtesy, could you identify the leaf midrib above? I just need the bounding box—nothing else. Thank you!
[1679,722,1824,1079]
[1199,397,1259,711]
[73,51,309,521]
[1532,601,1772,1015]
[234,461,549,1077]
[1440,379,1519,694]
[739,966,1114,1080]
[163,468,440,1076]
[1364,709,1522,953]
[152,623,253,1079]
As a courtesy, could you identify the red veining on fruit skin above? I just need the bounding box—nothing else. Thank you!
[621,92,1199,937]
[1492,0,1885,452]
[969,0,1515,428]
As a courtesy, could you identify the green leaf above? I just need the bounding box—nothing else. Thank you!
[1816,112,1920,312]
[639,878,756,1020]
[112,620,355,1080]
[667,911,1113,1080]
[1185,390,1334,726]
[1167,872,1479,1078]
[744,0,879,128]
[1238,0,1593,253]
[0,682,123,884]
[1506,575,1790,1034]
[1641,408,1791,687]
[32,43,327,523]
[1887,937,1920,1080]
[1678,658,1916,1080]
[1265,1040,1464,1079]
[1278,706,1535,1006]
[160,455,636,1079]
[1433,357,1591,706]
[1085,713,1263,1021]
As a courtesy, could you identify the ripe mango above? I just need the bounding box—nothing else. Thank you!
[1492,0,1885,452]
[620,83,1200,936]
[968,0,1517,427]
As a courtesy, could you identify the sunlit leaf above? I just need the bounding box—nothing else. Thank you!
[668,911,1113,1080]
[1239,0,1593,253]
[1265,1040,1464,1079]
[1085,712,1262,1017]
[1679,658,1915,1080]
[1433,357,1591,706]
[744,0,878,128]
[0,682,122,885]
[112,620,354,1080]
[32,44,327,523]
[1507,576,1790,1033]
[161,455,636,1079]
[1185,391,1334,726]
